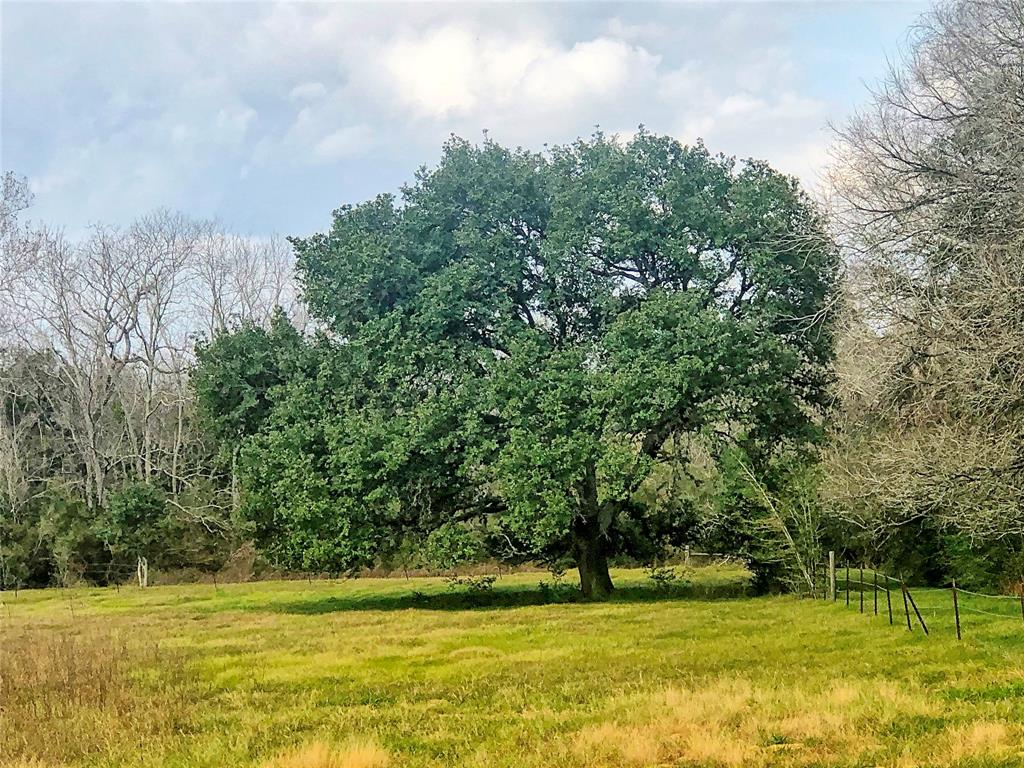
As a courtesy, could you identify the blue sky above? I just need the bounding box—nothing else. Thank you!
[2,1,926,238]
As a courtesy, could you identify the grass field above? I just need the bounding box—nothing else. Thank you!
[4,565,1024,768]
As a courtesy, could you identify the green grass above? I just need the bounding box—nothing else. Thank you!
[4,566,1024,768]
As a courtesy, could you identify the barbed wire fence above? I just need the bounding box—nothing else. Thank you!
[810,551,1024,641]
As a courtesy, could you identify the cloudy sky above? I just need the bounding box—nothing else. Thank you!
[2,1,926,238]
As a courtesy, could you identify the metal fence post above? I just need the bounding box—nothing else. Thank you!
[901,576,912,631]
[829,551,836,601]
[859,564,864,613]
[905,583,929,636]
[952,580,961,641]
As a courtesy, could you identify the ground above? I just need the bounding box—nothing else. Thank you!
[3,565,1024,768]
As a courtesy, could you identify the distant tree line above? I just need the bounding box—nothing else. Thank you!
[3,0,1023,595]
[824,0,1024,588]
[0,176,300,587]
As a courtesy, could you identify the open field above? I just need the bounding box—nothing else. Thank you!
[4,566,1024,768]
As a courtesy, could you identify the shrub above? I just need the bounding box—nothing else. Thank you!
[645,563,689,593]
[445,574,498,594]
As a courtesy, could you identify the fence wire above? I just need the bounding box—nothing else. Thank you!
[823,556,1024,641]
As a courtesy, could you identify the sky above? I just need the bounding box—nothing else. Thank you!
[1,1,927,239]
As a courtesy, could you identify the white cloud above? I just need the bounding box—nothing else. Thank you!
[6,1,919,232]
[521,38,661,111]
[377,26,659,124]
[289,82,328,102]
[313,125,375,162]
[384,26,486,118]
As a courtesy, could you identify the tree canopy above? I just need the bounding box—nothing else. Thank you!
[196,130,838,597]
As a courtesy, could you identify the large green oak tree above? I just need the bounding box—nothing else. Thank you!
[195,131,837,598]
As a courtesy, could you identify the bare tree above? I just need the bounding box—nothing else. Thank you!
[191,231,301,339]
[827,0,1024,541]
[0,173,45,335]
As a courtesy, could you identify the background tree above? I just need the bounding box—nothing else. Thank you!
[0,174,301,587]
[827,0,1024,583]
[201,131,837,597]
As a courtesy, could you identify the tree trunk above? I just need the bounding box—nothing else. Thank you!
[573,462,615,599]
[575,520,614,599]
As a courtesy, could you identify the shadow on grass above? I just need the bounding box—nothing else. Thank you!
[270,581,752,615]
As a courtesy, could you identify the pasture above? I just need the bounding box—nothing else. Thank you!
[3,565,1024,768]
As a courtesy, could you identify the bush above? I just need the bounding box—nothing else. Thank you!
[445,574,497,594]
[645,563,690,593]
[538,564,576,601]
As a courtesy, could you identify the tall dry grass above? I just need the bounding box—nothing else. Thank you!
[0,624,196,766]
[263,741,391,768]
[566,677,1020,768]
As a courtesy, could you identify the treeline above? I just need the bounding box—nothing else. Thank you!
[3,0,1024,594]
[0,184,300,586]
[822,0,1024,589]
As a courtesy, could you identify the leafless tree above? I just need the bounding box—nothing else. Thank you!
[191,230,301,339]
[4,198,298,503]
[827,0,1024,541]
[0,173,45,334]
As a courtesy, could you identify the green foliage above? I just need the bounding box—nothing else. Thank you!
[193,310,308,447]
[444,573,498,594]
[644,563,690,593]
[423,524,487,572]
[36,484,109,585]
[103,483,167,556]
[0,508,48,589]
[938,535,1024,592]
[846,525,1024,592]
[698,449,831,593]
[198,130,838,596]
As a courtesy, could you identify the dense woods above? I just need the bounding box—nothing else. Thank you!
[3,0,1024,595]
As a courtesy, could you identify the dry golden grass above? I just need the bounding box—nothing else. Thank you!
[0,626,194,766]
[563,676,1014,768]
[264,741,391,768]
[937,721,1013,762]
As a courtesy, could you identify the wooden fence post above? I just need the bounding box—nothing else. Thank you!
[952,580,961,641]
[829,551,836,602]
[846,565,850,606]
[873,570,878,616]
